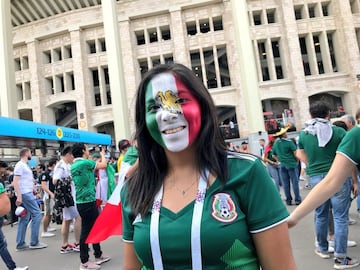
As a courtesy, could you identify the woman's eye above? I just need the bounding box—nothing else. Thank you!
[148,104,161,112]
[176,98,187,104]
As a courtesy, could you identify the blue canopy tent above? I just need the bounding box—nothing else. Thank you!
[0,116,111,153]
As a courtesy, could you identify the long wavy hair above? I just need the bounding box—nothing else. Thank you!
[126,63,228,216]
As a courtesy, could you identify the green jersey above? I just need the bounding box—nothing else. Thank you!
[0,183,5,217]
[337,126,360,170]
[71,158,96,204]
[298,126,346,176]
[121,153,289,269]
[272,138,298,168]
[0,183,5,194]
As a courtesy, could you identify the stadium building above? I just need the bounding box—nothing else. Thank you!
[1,0,360,147]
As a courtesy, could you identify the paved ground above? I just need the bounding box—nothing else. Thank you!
[3,182,360,270]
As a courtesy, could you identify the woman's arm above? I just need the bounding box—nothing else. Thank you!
[288,153,355,227]
[122,242,142,270]
[253,222,297,270]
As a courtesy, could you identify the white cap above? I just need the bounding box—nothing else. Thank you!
[15,206,27,217]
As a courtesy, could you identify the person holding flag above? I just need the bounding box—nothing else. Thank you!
[92,153,116,209]
[86,141,138,244]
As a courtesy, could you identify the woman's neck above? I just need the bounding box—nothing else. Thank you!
[165,145,198,173]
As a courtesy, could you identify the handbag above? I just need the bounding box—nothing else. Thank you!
[54,177,74,208]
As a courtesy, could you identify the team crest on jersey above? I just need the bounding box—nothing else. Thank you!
[211,193,237,222]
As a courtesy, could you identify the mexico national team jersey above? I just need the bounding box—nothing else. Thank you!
[71,158,96,204]
[298,125,346,176]
[337,126,360,170]
[121,153,289,269]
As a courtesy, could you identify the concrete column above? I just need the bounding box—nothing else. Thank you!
[319,32,332,73]
[0,0,17,117]
[69,28,91,131]
[266,38,277,80]
[279,0,310,127]
[169,7,189,64]
[230,0,265,133]
[26,40,43,122]
[333,0,360,111]
[307,33,318,75]
[102,0,131,143]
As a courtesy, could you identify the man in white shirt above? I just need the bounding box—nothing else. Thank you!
[53,146,81,254]
[13,148,47,250]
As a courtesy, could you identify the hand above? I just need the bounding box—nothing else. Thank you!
[352,183,359,198]
[16,196,22,206]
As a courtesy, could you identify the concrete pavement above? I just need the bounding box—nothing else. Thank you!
[3,183,360,269]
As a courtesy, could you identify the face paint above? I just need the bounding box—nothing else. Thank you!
[145,73,201,152]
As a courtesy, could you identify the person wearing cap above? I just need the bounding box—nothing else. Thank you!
[117,139,131,173]
[13,148,48,251]
[272,124,302,206]
[0,162,29,270]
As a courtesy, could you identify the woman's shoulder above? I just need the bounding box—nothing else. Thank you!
[226,151,265,178]
[227,151,260,163]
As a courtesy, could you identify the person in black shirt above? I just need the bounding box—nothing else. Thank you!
[40,160,57,238]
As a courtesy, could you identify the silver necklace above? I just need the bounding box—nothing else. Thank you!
[169,176,198,197]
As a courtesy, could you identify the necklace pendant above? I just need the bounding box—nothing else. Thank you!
[182,190,186,196]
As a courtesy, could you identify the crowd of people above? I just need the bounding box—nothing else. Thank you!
[0,62,360,270]
[0,138,136,270]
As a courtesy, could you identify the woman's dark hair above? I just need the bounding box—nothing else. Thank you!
[127,63,228,216]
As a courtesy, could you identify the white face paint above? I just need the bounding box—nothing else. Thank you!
[157,109,190,152]
[145,73,201,152]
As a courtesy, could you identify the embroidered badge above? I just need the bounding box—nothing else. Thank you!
[211,193,237,222]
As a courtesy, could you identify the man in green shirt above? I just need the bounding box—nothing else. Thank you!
[272,125,301,205]
[71,143,110,270]
[297,101,358,269]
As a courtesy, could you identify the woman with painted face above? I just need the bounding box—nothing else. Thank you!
[121,63,296,270]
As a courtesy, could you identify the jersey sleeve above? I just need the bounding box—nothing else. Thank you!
[298,131,304,149]
[88,159,97,171]
[230,157,289,233]
[337,127,360,166]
